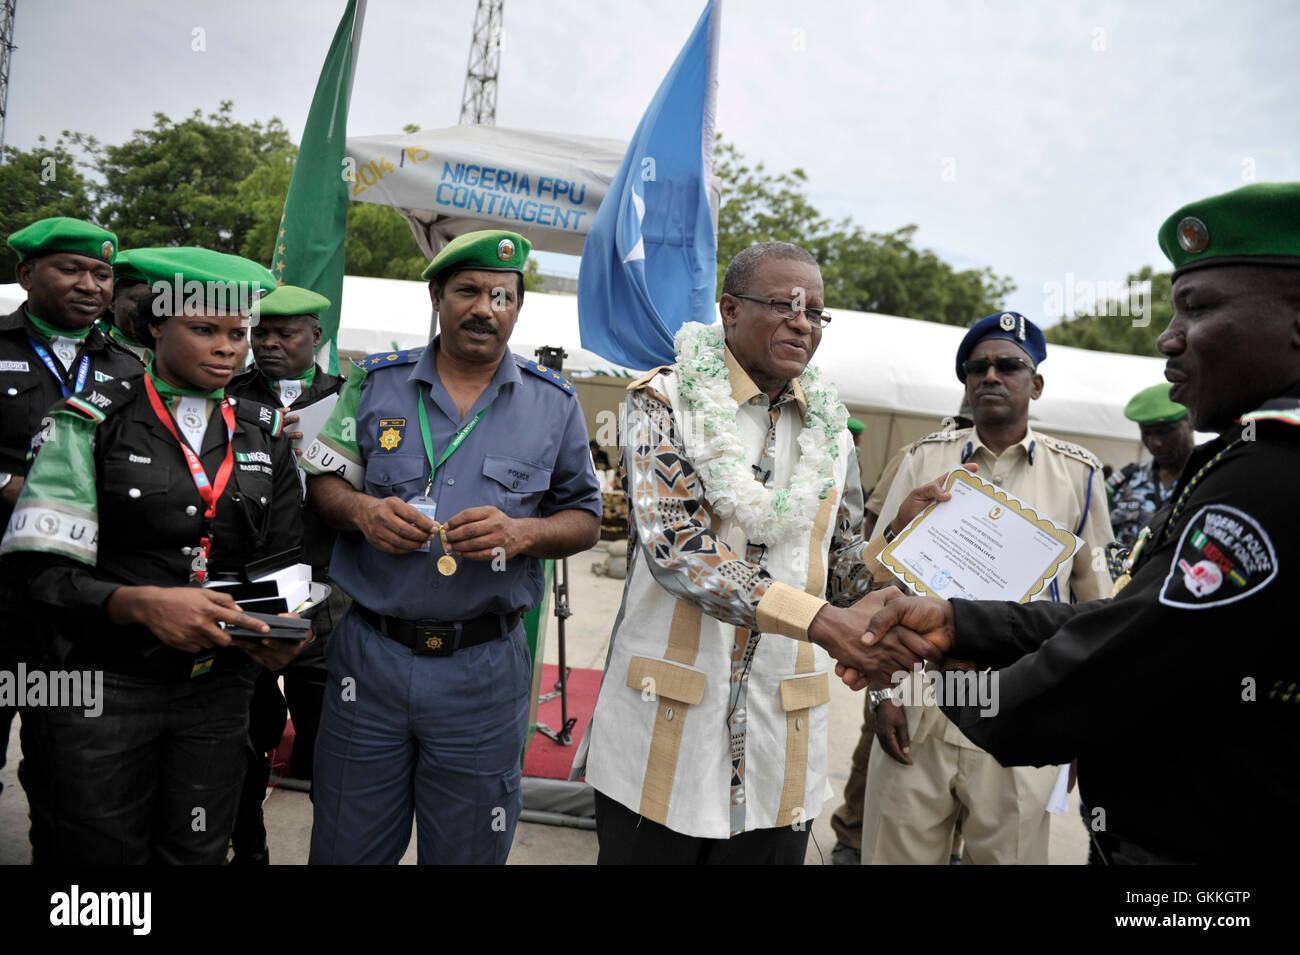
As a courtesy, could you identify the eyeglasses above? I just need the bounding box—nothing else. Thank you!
[730,294,832,328]
[962,357,1035,377]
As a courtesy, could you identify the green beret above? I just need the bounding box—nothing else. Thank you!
[1124,382,1189,425]
[1158,182,1300,278]
[113,247,277,311]
[421,229,530,282]
[846,418,865,435]
[7,216,117,263]
[256,285,331,318]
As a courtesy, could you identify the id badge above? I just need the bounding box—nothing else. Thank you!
[408,494,437,552]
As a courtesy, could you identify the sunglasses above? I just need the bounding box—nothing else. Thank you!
[962,357,1034,377]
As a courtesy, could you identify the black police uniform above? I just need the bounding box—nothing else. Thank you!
[3,374,302,864]
[940,387,1300,863]
[0,304,142,824]
[225,366,344,862]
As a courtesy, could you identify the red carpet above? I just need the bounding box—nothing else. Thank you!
[523,664,603,781]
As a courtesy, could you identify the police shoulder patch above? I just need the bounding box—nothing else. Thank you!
[63,376,137,424]
[231,396,284,437]
[1159,504,1278,610]
[516,355,575,395]
[1041,435,1103,470]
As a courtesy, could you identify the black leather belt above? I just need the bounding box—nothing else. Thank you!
[355,604,520,657]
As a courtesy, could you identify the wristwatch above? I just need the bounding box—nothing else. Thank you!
[867,686,896,712]
[882,521,898,544]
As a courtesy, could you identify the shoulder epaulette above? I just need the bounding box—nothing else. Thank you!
[912,428,964,449]
[516,355,575,395]
[230,396,284,437]
[63,376,137,424]
[626,364,674,392]
[1040,434,1103,470]
[352,347,424,372]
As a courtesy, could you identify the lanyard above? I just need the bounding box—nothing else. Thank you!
[144,374,237,582]
[29,336,90,398]
[416,385,500,495]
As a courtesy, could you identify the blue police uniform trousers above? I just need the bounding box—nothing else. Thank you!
[309,607,531,864]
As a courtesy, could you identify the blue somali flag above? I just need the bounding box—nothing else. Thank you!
[578,0,721,370]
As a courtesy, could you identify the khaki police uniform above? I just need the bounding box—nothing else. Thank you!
[859,424,1113,864]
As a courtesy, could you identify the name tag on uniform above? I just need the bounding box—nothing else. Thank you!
[0,360,30,372]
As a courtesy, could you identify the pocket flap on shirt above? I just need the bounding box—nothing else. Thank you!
[625,656,706,705]
[368,455,426,488]
[483,455,551,493]
[102,462,171,497]
[780,673,830,711]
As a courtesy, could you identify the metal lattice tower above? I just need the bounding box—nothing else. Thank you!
[458,0,502,125]
[0,0,16,155]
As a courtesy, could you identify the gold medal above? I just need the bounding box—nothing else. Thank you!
[436,521,456,575]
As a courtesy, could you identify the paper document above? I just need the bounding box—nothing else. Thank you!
[880,468,1082,603]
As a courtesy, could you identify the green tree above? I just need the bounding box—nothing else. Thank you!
[93,101,292,254]
[0,136,99,279]
[713,138,1015,324]
[1043,266,1172,356]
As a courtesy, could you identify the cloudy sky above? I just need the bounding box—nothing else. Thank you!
[8,0,1299,322]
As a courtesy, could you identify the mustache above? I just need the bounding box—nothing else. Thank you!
[460,319,496,333]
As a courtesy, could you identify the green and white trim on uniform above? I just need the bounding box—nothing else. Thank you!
[0,406,101,564]
[300,356,372,490]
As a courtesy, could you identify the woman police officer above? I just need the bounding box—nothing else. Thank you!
[0,248,310,864]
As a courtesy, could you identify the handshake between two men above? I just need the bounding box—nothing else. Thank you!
[809,587,955,692]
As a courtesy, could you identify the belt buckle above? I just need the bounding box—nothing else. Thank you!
[412,621,456,656]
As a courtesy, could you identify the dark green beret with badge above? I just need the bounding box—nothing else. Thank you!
[421,229,531,282]
[112,247,277,310]
[1158,182,1300,278]
[256,284,331,318]
[1124,382,1188,424]
[7,216,118,263]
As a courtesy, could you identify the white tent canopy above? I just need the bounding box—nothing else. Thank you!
[321,277,1165,445]
[0,277,1172,459]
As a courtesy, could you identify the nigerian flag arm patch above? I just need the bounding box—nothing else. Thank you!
[1159,504,1278,609]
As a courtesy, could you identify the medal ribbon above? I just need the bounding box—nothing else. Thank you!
[28,336,90,398]
[144,374,237,582]
[415,385,501,493]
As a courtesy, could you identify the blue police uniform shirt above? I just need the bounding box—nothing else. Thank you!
[328,340,601,620]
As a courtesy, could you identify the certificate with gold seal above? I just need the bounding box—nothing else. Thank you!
[879,467,1083,603]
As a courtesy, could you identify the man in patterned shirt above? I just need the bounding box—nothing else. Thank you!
[1109,383,1194,550]
[578,242,937,864]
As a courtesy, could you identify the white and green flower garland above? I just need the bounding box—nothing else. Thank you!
[673,321,848,547]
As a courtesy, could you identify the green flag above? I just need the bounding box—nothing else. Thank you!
[272,0,363,374]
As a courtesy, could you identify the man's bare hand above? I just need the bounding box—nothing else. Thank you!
[233,613,314,671]
[355,495,437,554]
[0,475,24,506]
[104,586,270,654]
[888,463,979,537]
[283,411,304,457]
[443,505,529,560]
[808,587,936,688]
[875,697,912,765]
[836,594,956,689]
